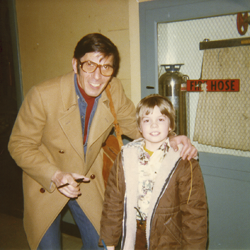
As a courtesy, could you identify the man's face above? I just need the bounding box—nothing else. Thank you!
[72,52,114,97]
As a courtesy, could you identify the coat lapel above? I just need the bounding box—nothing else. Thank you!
[58,72,84,161]
[85,90,114,171]
[59,109,84,161]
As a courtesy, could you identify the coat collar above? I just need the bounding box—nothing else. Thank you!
[60,71,78,111]
[58,71,84,162]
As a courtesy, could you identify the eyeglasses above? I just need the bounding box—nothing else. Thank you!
[79,60,114,77]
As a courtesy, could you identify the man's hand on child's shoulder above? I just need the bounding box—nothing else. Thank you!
[169,135,197,160]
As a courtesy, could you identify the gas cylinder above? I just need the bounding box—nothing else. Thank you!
[158,64,188,135]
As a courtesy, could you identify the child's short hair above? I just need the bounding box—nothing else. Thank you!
[136,94,175,133]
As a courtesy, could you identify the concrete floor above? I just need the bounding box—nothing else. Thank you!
[0,212,83,250]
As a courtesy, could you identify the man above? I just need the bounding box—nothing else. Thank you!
[8,33,197,250]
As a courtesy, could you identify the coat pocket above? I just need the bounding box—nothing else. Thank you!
[151,206,182,248]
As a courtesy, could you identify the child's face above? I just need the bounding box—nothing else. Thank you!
[139,105,171,152]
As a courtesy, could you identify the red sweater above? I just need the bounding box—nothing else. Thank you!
[77,82,95,143]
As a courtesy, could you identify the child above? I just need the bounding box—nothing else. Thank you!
[99,94,207,250]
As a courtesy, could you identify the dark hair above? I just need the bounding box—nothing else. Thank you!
[136,94,175,133]
[73,33,120,76]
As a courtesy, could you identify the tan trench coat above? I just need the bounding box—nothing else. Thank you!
[8,71,139,250]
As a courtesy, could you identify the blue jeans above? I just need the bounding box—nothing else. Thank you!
[38,200,103,250]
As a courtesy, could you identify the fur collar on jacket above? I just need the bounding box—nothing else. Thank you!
[121,138,183,249]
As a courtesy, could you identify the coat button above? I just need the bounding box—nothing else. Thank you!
[90,174,95,179]
[40,188,45,193]
[59,150,64,154]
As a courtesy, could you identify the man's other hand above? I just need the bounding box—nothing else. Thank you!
[169,135,197,160]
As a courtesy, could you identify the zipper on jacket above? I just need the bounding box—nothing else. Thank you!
[121,195,127,249]
[148,158,181,249]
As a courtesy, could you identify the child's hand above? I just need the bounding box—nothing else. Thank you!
[107,246,115,250]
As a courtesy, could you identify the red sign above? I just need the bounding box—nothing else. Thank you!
[186,79,240,92]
